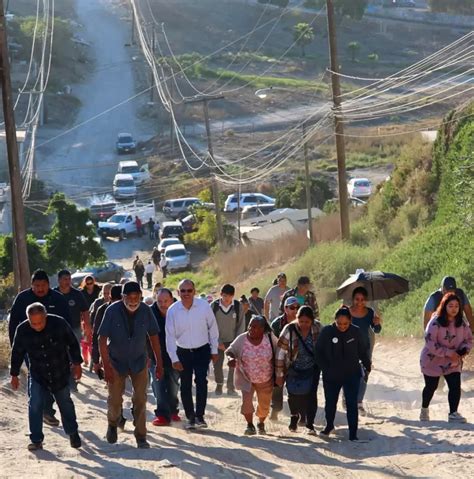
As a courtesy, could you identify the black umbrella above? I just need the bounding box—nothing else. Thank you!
[336,270,409,302]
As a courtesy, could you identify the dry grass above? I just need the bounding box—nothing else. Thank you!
[0,323,10,371]
[212,211,359,282]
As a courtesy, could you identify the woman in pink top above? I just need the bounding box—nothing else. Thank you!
[225,316,278,436]
[420,292,472,423]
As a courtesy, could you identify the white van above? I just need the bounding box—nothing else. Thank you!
[117,160,150,186]
[224,193,275,213]
[113,173,137,199]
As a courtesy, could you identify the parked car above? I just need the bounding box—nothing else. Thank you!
[164,244,191,272]
[71,262,125,287]
[180,214,197,233]
[158,237,182,254]
[117,160,150,186]
[116,132,137,154]
[347,178,372,199]
[241,203,276,220]
[113,173,137,200]
[223,193,276,213]
[160,221,185,242]
[162,197,214,219]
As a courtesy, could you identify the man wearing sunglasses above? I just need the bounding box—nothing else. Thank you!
[165,279,219,430]
[269,296,299,421]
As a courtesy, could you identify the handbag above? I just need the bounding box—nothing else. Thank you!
[286,366,314,395]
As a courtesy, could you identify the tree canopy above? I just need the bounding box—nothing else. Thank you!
[293,23,315,57]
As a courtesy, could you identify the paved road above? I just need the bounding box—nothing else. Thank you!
[36,0,154,202]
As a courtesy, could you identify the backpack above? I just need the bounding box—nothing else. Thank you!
[212,300,240,321]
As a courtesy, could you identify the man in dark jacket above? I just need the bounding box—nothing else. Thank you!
[9,269,71,426]
[10,303,82,451]
[149,288,181,426]
[315,307,371,442]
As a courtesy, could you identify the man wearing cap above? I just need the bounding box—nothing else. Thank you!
[264,273,290,323]
[9,269,72,427]
[98,281,164,449]
[279,276,319,319]
[423,276,472,330]
[165,279,219,430]
[269,296,299,420]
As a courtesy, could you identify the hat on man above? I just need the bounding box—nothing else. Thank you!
[277,272,287,279]
[122,281,141,295]
[441,276,457,291]
[284,296,299,307]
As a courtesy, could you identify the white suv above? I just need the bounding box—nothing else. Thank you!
[117,160,150,186]
[347,178,372,199]
[224,193,275,213]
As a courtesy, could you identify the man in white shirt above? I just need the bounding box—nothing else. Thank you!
[166,279,219,430]
[145,261,155,289]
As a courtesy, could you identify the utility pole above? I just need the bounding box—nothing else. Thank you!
[169,78,175,157]
[150,25,155,102]
[326,0,350,240]
[302,121,314,246]
[184,95,225,246]
[130,4,135,45]
[0,2,30,289]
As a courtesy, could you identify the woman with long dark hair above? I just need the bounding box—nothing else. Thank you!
[349,286,382,415]
[315,307,371,441]
[420,292,472,423]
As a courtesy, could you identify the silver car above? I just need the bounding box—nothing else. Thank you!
[164,244,191,272]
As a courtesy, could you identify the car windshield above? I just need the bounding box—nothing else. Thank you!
[116,179,135,187]
[164,226,183,235]
[108,214,127,222]
[119,135,133,143]
[166,249,186,258]
[121,165,139,174]
[355,181,371,187]
[79,264,100,274]
[164,239,180,246]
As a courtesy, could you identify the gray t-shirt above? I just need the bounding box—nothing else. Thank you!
[264,285,290,322]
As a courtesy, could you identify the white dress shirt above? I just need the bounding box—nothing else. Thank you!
[145,263,154,274]
[165,297,219,363]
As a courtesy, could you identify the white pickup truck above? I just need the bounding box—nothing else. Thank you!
[97,201,155,240]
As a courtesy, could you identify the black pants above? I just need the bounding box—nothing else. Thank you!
[287,370,320,427]
[177,344,211,420]
[146,273,153,289]
[323,373,360,440]
[422,372,461,413]
[271,385,284,412]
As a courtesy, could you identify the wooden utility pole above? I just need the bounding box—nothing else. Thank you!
[150,25,155,102]
[131,4,135,45]
[326,0,350,240]
[302,121,314,246]
[184,95,225,246]
[0,2,30,289]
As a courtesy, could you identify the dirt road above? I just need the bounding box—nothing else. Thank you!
[35,0,154,200]
[0,338,473,478]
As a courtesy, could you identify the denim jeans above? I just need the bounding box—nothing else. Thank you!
[149,365,180,420]
[177,344,211,420]
[323,373,360,440]
[29,377,78,443]
[25,356,55,417]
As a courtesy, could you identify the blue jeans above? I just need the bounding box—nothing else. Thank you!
[29,377,78,443]
[149,365,180,419]
[25,356,55,417]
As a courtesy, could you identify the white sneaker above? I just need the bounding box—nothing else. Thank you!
[448,412,467,423]
[419,408,430,421]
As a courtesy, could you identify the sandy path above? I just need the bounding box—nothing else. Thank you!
[0,338,473,478]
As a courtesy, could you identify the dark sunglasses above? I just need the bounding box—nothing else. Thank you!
[286,305,299,310]
[180,289,194,293]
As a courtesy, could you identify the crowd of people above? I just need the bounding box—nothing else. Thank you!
[7,268,473,452]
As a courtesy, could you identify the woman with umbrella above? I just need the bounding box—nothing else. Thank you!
[349,287,382,415]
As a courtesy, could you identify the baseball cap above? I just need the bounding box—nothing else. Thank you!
[122,281,142,295]
[285,296,299,307]
[441,276,457,291]
[277,272,287,279]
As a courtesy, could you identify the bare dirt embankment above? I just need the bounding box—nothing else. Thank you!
[0,338,473,478]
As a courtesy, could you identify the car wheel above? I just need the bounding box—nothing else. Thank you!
[119,230,126,241]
